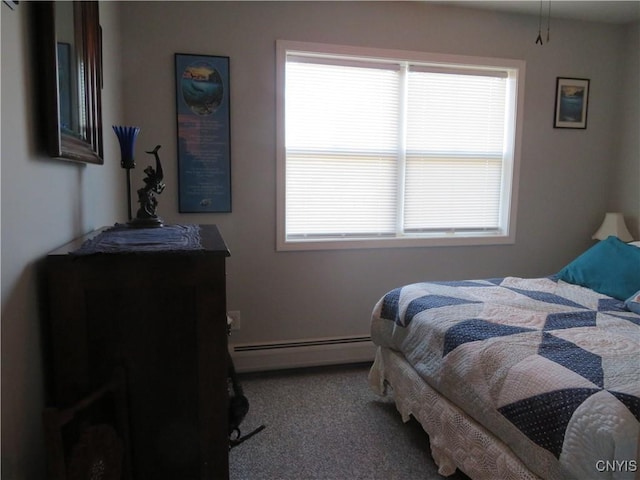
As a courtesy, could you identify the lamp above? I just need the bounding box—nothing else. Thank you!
[592,212,633,242]
[112,126,140,221]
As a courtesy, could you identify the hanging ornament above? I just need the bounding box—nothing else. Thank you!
[536,0,544,44]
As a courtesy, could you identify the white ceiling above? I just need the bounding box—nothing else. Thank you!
[433,1,640,24]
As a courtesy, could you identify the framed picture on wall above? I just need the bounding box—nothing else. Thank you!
[175,53,232,213]
[554,77,590,129]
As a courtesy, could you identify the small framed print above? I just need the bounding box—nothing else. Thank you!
[554,77,590,129]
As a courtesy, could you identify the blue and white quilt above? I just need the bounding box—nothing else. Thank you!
[371,277,640,480]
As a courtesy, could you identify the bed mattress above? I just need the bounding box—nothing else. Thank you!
[371,277,640,480]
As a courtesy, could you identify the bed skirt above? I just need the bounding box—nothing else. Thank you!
[368,347,542,480]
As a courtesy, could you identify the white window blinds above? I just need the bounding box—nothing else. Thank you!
[404,70,507,232]
[278,42,523,249]
[285,61,400,237]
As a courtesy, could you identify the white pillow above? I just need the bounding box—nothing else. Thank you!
[626,290,640,314]
[630,241,640,248]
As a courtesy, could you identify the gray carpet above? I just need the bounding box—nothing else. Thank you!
[229,363,470,480]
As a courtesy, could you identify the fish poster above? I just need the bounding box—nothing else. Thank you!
[175,53,231,212]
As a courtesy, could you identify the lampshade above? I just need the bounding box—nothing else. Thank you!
[592,212,633,242]
[112,125,140,169]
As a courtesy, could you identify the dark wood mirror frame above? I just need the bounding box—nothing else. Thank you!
[34,1,104,164]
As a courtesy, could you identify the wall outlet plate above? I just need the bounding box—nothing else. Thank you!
[228,310,241,330]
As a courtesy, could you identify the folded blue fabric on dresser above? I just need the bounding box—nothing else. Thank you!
[72,224,202,255]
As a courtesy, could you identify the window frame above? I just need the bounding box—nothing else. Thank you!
[276,40,525,251]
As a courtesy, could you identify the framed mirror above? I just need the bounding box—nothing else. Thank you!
[34,1,103,164]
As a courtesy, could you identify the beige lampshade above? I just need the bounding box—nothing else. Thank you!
[592,212,633,242]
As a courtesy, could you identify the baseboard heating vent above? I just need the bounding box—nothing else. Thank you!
[230,335,376,373]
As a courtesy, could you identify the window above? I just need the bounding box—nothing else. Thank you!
[276,41,525,251]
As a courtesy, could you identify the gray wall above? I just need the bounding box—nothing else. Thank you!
[1,3,123,477]
[119,1,638,348]
[610,23,640,232]
[1,1,638,478]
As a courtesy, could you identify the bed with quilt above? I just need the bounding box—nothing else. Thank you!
[369,236,640,480]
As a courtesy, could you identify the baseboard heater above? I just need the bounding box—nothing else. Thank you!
[229,335,376,373]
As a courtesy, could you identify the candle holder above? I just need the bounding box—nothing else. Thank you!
[112,125,140,221]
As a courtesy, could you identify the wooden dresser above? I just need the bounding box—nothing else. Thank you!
[44,224,230,479]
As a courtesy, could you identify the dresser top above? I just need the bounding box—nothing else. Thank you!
[47,224,230,257]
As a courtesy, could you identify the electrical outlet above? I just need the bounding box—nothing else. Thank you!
[228,310,241,330]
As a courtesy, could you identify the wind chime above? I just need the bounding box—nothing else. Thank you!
[536,0,552,45]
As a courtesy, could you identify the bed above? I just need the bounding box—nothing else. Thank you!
[369,236,640,480]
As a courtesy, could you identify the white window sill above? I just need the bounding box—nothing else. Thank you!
[277,232,515,251]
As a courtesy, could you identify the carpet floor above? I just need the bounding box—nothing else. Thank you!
[229,363,470,480]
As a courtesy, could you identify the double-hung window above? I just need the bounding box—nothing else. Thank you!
[276,41,525,250]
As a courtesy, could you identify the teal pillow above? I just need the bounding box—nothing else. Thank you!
[558,236,640,301]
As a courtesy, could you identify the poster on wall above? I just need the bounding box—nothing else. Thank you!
[175,53,231,212]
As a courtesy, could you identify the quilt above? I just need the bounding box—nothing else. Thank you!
[371,277,640,480]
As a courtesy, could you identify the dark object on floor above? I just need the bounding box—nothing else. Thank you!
[228,351,266,449]
[230,424,266,449]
